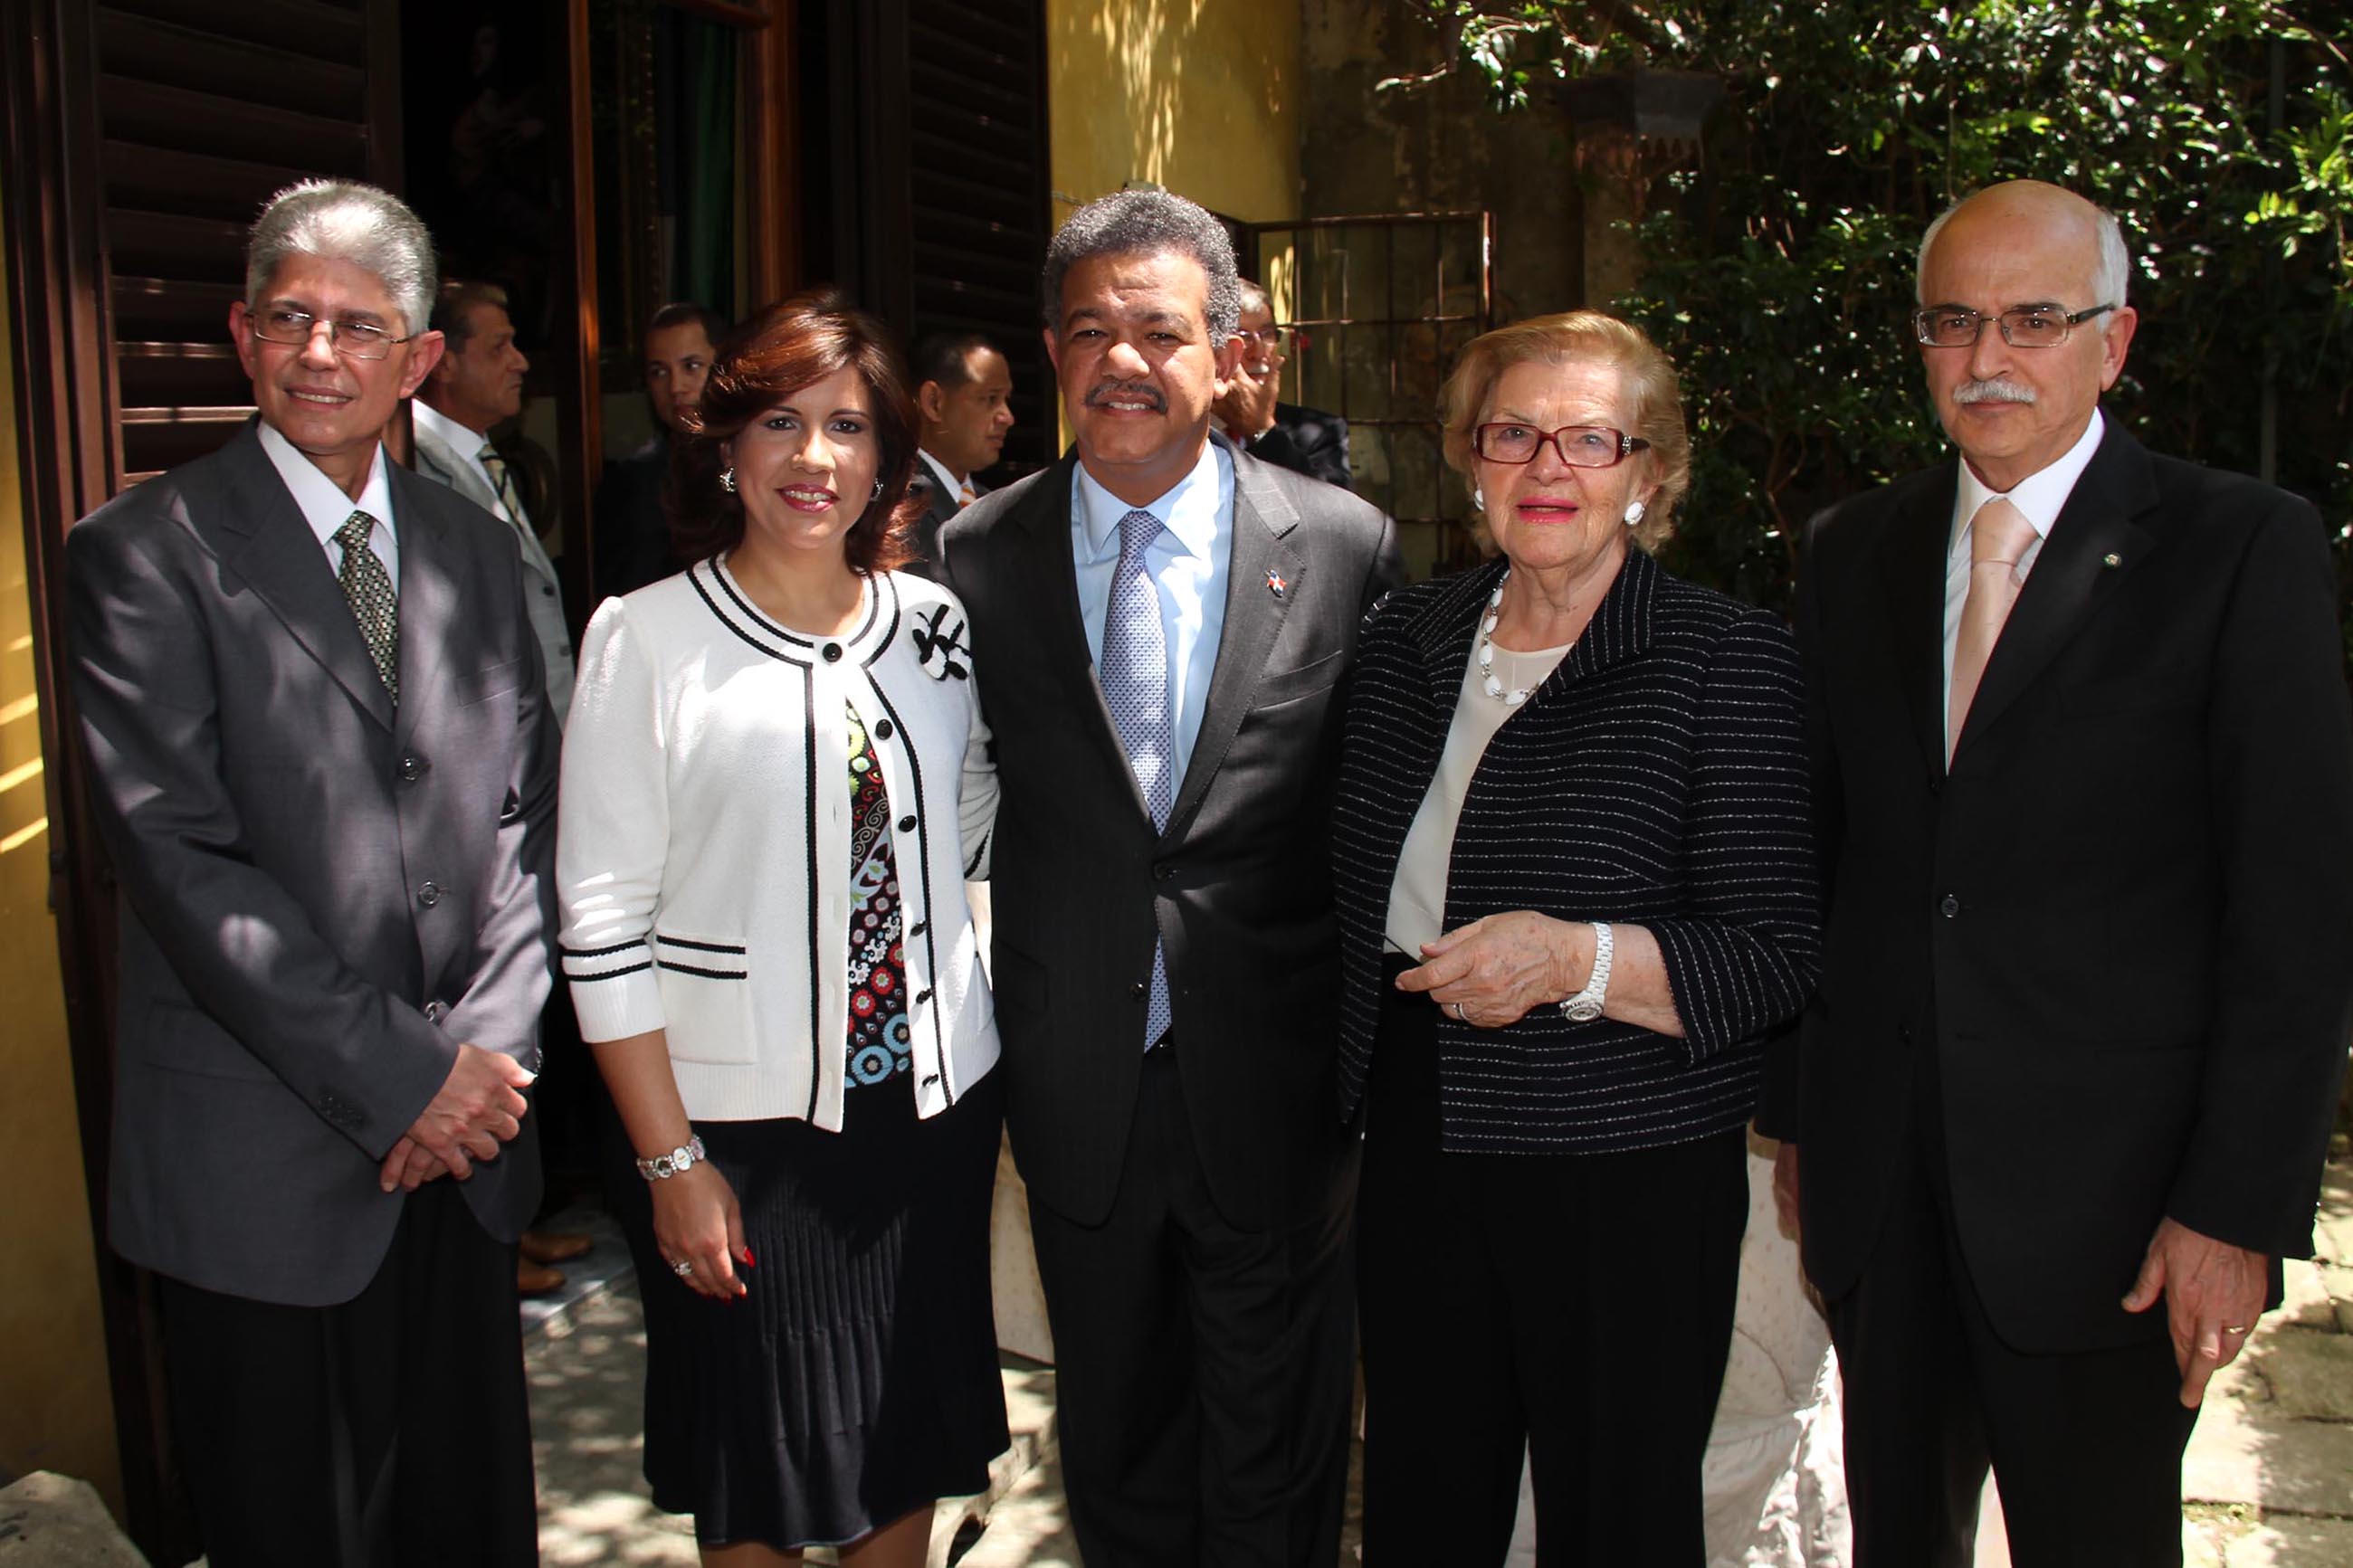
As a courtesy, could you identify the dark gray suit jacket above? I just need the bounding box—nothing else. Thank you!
[941,436,1401,1230]
[1763,423,2353,1351]
[68,421,561,1307]
[1247,402,1352,492]
[905,462,986,583]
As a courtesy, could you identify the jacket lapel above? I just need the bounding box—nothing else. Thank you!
[1167,446,1300,833]
[1872,467,1958,780]
[1954,425,2158,758]
[386,464,460,743]
[414,418,561,593]
[215,424,397,731]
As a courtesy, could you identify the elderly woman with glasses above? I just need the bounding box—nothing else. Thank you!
[1332,311,1822,1564]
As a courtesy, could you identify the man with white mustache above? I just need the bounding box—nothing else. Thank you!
[940,188,1401,1567]
[1763,179,2353,1564]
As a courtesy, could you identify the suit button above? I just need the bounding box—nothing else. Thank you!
[823,642,844,663]
[909,920,927,936]
[916,987,934,1003]
[398,755,426,782]
[1153,863,1175,882]
[417,881,442,908]
[424,1001,447,1024]
[898,814,917,832]
[874,719,893,740]
[1899,1022,1912,1042]
[1939,894,1960,919]
[1130,982,1147,1001]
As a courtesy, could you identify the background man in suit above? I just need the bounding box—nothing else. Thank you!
[1213,277,1351,490]
[67,179,558,1565]
[411,278,576,729]
[1763,179,2353,1563]
[595,299,726,596]
[941,189,1400,1568]
[907,329,1015,577]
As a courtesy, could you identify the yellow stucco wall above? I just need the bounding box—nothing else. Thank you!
[1047,0,1303,226]
[0,168,121,1504]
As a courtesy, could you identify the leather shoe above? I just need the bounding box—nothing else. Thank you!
[518,1259,567,1297]
[519,1229,593,1265]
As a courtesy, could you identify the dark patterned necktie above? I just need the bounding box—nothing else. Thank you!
[1098,507,1173,1049]
[334,510,398,701]
[477,442,527,527]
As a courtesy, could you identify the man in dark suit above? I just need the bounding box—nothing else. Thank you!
[595,300,726,596]
[941,189,1400,1568]
[905,329,1015,578]
[67,179,557,1565]
[1213,277,1351,490]
[1763,179,2353,1563]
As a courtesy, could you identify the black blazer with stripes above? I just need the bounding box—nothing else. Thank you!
[1333,548,1820,1154]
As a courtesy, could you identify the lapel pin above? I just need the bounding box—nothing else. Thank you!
[1266,569,1288,599]
[2102,552,2122,568]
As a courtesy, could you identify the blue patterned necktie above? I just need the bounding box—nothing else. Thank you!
[1098,507,1173,1050]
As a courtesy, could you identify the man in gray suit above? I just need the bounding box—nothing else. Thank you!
[941,189,1400,1568]
[410,278,576,728]
[67,180,557,1566]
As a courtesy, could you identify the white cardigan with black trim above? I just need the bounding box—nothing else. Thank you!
[557,558,999,1127]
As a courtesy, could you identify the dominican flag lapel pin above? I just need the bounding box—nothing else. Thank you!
[1266,569,1288,599]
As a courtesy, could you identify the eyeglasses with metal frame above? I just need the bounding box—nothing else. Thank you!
[1472,423,1651,468]
[248,307,419,361]
[1234,325,1289,350]
[1912,302,2117,349]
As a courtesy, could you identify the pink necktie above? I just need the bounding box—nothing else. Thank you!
[1948,497,2037,760]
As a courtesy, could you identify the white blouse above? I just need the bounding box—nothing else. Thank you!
[557,559,999,1127]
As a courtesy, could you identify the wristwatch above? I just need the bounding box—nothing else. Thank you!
[1558,922,1615,1023]
[636,1135,707,1182]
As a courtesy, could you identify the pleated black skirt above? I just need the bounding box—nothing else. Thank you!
[617,1069,1009,1551]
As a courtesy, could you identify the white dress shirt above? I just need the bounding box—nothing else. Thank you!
[411,399,522,527]
[918,447,968,504]
[1072,440,1234,780]
[1941,408,2106,717]
[257,418,398,586]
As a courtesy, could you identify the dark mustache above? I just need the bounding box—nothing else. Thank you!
[1083,382,1167,413]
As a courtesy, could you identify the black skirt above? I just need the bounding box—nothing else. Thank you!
[615,1069,1009,1551]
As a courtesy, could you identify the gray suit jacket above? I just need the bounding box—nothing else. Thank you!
[411,413,576,727]
[940,436,1401,1230]
[67,421,562,1307]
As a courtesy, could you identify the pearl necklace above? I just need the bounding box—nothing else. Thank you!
[1479,570,1532,706]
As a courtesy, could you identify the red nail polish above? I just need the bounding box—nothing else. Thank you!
[740,1247,757,1267]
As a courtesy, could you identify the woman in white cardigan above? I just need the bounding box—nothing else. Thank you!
[558,290,1005,1568]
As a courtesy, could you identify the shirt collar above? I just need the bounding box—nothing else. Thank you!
[1950,406,2105,557]
[917,447,965,496]
[1073,438,1225,564]
[410,396,487,461]
[256,417,395,547]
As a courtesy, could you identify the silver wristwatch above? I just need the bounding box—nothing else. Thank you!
[636,1135,707,1182]
[1558,922,1615,1023]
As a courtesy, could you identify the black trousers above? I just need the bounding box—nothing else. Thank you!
[1025,1041,1359,1568]
[1356,973,1748,1567]
[1827,1070,2201,1567]
[159,1180,538,1568]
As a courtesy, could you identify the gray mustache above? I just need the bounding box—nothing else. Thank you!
[1955,378,2036,405]
[1085,383,1167,413]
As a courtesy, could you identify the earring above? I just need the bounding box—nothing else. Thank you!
[1472,487,1485,511]
[1624,499,1646,527]
[871,478,884,502]
[719,468,737,494]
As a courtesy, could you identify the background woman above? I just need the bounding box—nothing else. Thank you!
[1334,311,1821,1564]
[557,289,1005,1567]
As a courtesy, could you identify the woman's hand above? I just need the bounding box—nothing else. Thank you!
[1396,911,1583,1028]
[649,1163,753,1301]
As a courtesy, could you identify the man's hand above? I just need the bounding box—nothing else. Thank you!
[377,1136,451,1193]
[2121,1216,2269,1407]
[395,1041,534,1184]
[1213,356,1280,443]
[1771,1140,1802,1242]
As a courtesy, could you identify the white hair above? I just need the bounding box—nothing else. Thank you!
[246,180,437,337]
[1917,192,2130,311]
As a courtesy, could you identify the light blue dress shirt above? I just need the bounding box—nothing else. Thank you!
[257,418,400,587]
[1072,440,1234,784]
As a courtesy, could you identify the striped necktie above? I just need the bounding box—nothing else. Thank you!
[478,442,528,527]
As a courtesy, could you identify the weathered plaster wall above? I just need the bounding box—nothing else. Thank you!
[0,166,121,1506]
[1047,0,1304,226]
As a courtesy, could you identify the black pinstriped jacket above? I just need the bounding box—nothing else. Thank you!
[1333,548,1820,1155]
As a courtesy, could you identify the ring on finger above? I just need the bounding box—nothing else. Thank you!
[2222,1324,2251,1335]
[671,1259,694,1278]
[1450,1002,1468,1022]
